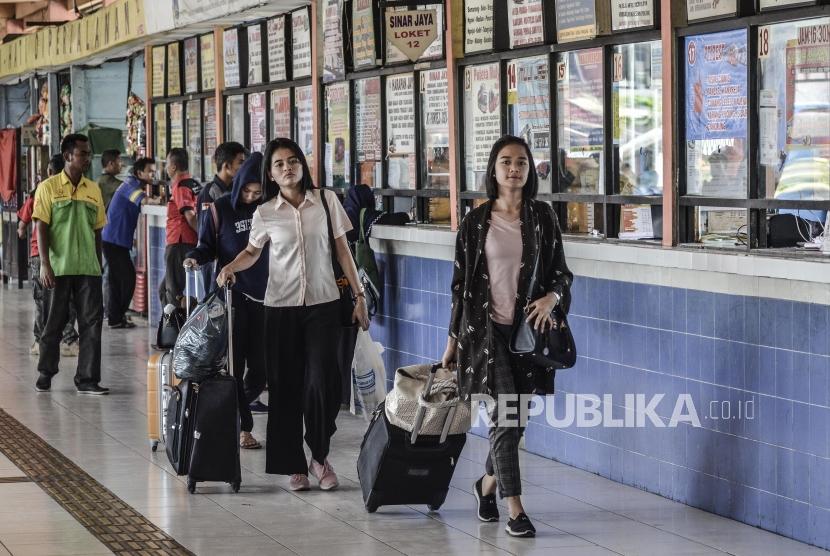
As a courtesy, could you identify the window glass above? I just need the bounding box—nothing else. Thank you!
[684,29,748,197]
[270,88,292,139]
[169,102,184,149]
[421,69,451,224]
[154,104,167,157]
[185,101,202,180]
[385,73,417,189]
[615,41,663,195]
[295,85,314,168]
[463,62,501,191]
[557,48,604,194]
[204,101,217,177]
[354,77,382,187]
[695,207,747,246]
[758,18,830,224]
[249,92,267,153]
[565,202,603,235]
[325,82,351,187]
[226,95,245,145]
[507,55,552,193]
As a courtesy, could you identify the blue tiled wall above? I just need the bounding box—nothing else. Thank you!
[372,252,830,550]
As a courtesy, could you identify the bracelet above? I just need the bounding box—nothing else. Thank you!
[354,291,366,299]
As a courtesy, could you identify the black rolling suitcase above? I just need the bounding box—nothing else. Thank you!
[165,278,241,493]
[357,365,467,513]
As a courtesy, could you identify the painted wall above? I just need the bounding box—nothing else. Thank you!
[370,251,830,551]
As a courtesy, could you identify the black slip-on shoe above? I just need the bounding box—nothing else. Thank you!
[35,375,51,392]
[506,513,536,537]
[474,476,500,522]
[76,385,110,395]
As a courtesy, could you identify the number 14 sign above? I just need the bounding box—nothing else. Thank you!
[386,9,439,62]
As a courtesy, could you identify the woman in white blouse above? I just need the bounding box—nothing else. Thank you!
[217,138,369,492]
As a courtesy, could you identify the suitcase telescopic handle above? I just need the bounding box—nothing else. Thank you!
[410,363,446,445]
[183,264,196,315]
[225,284,233,376]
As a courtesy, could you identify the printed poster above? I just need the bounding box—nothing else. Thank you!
[226,96,245,145]
[558,48,604,153]
[247,24,263,86]
[186,101,202,179]
[151,46,165,97]
[249,92,267,153]
[421,69,450,188]
[323,0,346,83]
[385,73,416,188]
[684,29,748,141]
[184,37,199,93]
[509,0,545,48]
[686,0,737,21]
[325,83,350,187]
[355,78,382,163]
[295,85,314,168]
[167,42,181,96]
[223,28,240,88]
[555,0,597,42]
[154,104,167,155]
[292,9,312,79]
[465,0,494,54]
[612,0,654,31]
[785,23,830,149]
[200,34,215,90]
[352,0,377,70]
[169,102,184,149]
[270,89,291,139]
[464,63,501,190]
[204,101,217,176]
[267,17,287,82]
[508,56,551,192]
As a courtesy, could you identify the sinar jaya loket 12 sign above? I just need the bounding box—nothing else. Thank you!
[385,9,438,62]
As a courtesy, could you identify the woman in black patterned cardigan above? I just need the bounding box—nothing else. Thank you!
[441,135,573,538]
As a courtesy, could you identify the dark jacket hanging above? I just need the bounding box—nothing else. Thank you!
[448,199,573,400]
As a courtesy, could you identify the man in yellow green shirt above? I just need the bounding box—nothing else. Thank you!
[32,134,109,395]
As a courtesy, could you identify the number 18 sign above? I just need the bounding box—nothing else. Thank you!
[385,9,438,62]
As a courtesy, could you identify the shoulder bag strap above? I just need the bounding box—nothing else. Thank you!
[318,189,341,276]
[359,207,367,244]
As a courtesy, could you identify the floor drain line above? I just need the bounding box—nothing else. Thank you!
[0,409,195,555]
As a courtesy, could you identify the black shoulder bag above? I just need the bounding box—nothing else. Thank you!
[319,189,358,328]
[508,210,577,370]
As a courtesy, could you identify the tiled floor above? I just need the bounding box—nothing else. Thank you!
[0,285,826,556]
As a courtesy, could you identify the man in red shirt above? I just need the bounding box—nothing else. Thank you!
[160,148,200,307]
[17,154,79,356]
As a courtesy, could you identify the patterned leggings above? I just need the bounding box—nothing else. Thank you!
[484,323,532,499]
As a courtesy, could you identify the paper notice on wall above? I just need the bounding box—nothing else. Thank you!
[508,0,545,48]
[247,24,263,86]
[612,0,654,31]
[267,17,287,82]
[323,0,346,82]
[200,34,215,90]
[325,82,350,187]
[465,63,501,171]
[618,205,654,239]
[355,78,382,163]
[184,37,199,93]
[292,9,312,78]
[385,73,416,155]
[352,0,377,69]
[249,92,267,153]
[465,0,493,54]
[223,28,240,88]
[686,0,737,21]
[270,89,291,139]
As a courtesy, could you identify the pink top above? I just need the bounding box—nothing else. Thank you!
[485,212,523,325]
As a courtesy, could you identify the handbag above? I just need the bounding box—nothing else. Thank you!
[319,189,358,328]
[509,211,577,370]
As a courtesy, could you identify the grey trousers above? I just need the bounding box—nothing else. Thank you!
[484,323,532,499]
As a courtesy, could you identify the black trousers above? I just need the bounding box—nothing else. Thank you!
[102,242,136,326]
[30,256,78,345]
[38,275,104,387]
[264,301,342,475]
[231,293,267,433]
[159,243,195,307]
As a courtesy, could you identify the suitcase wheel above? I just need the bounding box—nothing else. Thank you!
[232,481,241,493]
[365,493,379,513]
[427,503,441,512]
[187,479,196,494]
[150,440,158,452]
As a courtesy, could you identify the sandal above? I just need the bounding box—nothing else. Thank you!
[239,432,262,449]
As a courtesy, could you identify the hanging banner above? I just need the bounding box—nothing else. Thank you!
[325,83,351,187]
[249,92,267,153]
[509,0,545,48]
[324,0,346,83]
[385,9,438,62]
[508,56,552,191]
[151,45,165,98]
[223,28,241,88]
[167,42,182,96]
[200,34,216,90]
[271,89,292,139]
[464,63,501,190]
[611,0,654,31]
[267,17,287,82]
[204,101,217,175]
[247,24,263,85]
[555,0,598,42]
[465,0,494,54]
[0,0,145,80]
[686,0,737,21]
[184,37,199,94]
[296,86,314,168]
[684,29,748,141]
[352,0,377,70]
[292,9,313,79]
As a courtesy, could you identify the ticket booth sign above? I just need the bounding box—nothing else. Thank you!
[385,9,438,62]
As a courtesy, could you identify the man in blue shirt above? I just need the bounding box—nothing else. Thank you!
[101,157,154,328]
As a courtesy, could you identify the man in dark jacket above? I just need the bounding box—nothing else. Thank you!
[184,152,268,450]
[195,142,245,287]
